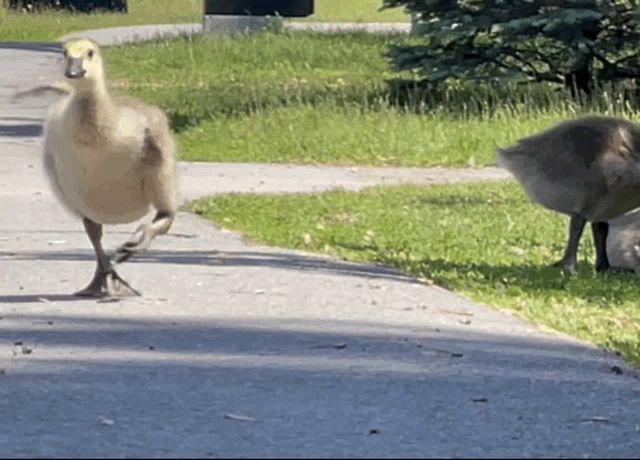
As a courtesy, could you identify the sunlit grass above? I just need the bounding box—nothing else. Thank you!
[0,0,407,41]
[104,32,640,166]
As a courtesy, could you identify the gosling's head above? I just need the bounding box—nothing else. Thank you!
[62,39,104,88]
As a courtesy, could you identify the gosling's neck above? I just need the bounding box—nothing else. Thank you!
[72,78,114,128]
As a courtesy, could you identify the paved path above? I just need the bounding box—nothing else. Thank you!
[1,38,640,458]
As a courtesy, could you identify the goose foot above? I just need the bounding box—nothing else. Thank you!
[113,224,152,264]
[551,259,578,276]
[74,269,141,298]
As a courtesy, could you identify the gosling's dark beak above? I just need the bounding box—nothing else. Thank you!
[65,58,86,79]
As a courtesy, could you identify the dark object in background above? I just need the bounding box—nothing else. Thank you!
[4,0,127,13]
[205,0,313,17]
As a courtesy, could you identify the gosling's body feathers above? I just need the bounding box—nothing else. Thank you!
[44,92,176,224]
[497,116,640,221]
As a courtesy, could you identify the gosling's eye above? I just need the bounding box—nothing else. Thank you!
[63,50,68,58]
[88,50,94,59]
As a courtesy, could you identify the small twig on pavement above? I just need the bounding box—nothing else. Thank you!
[223,413,256,422]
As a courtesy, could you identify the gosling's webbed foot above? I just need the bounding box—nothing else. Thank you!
[553,258,617,275]
[551,259,578,276]
[74,270,141,298]
[113,224,153,264]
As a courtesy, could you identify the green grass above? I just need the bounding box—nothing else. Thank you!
[191,182,640,366]
[0,0,406,41]
[104,32,640,167]
[178,104,563,166]
[0,0,201,41]
[303,0,408,22]
[6,1,635,168]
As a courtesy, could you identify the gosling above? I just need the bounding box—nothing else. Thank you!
[40,38,178,297]
[497,115,640,275]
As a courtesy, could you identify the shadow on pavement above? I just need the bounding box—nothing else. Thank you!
[0,42,61,53]
[3,249,422,286]
[0,123,43,138]
[0,314,638,457]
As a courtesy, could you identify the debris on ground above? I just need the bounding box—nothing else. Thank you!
[313,342,347,350]
[98,416,115,426]
[223,413,256,422]
[12,341,33,356]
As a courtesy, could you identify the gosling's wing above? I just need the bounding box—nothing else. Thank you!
[11,81,73,102]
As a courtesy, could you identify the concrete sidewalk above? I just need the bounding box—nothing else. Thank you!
[1,40,639,458]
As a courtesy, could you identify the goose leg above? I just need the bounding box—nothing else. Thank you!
[113,210,174,264]
[552,214,586,275]
[113,139,177,266]
[74,218,141,297]
[592,221,610,273]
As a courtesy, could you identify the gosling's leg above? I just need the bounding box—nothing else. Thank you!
[75,218,141,297]
[552,214,586,275]
[592,221,610,273]
[113,211,175,265]
[113,132,178,265]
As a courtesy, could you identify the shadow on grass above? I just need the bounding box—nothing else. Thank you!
[382,78,640,116]
[387,256,640,306]
[325,238,639,306]
[158,74,640,137]
[160,83,394,133]
[125,70,581,135]
[143,77,576,136]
